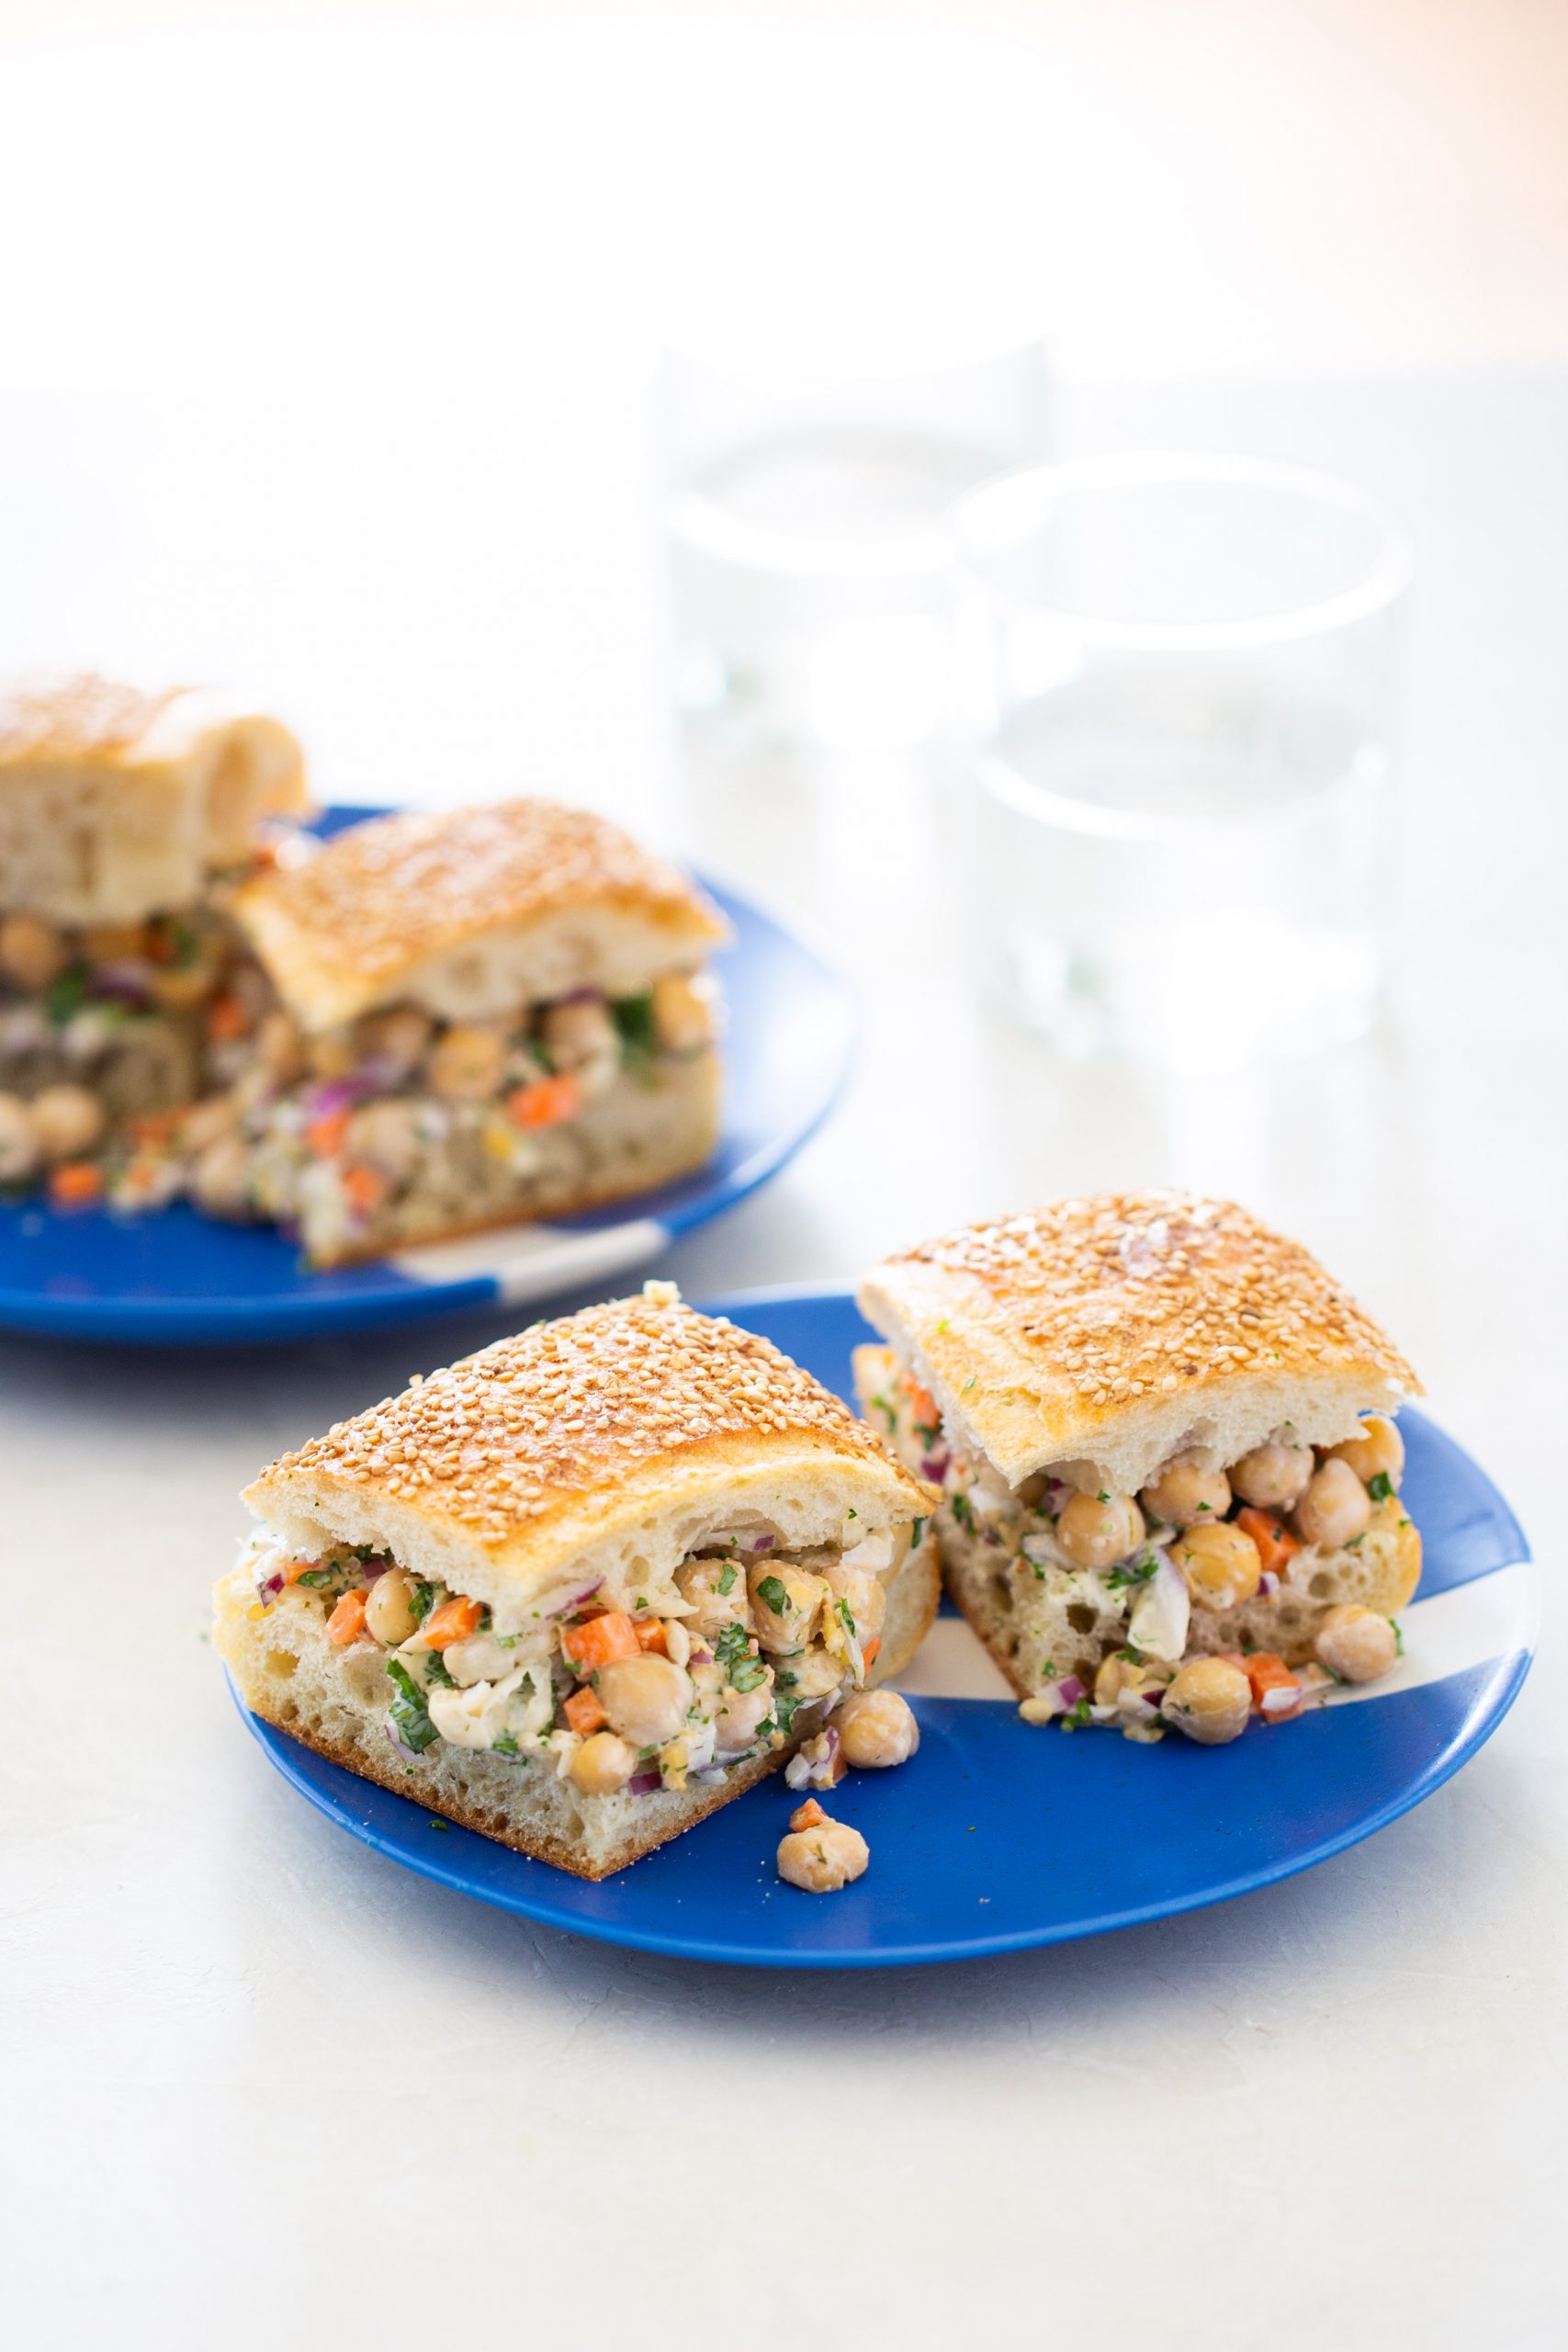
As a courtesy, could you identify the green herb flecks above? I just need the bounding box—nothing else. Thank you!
[386,1658,439,1753]
[716,1562,738,1596]
[1368,1471,1395,1503]
[1106,1552,1159,1592]
[610,990,657,1069]
[756,1574,789,1616]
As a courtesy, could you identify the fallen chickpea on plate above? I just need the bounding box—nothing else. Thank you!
[854,1191,1422,1747]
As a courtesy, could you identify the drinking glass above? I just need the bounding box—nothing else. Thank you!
[948,454,1412,1069]
[660,338,1050,753]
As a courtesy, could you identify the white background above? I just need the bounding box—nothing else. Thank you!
[2,8,1564,2349]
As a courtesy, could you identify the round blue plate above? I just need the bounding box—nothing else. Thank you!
[232,1286,1536,1967]
[0,809,853,1343]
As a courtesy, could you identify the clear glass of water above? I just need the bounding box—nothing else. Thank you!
[948,454,1413,1069]
[660,338,1050,754]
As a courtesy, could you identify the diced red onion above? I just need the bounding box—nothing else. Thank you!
[1141,1686,1163,1708]
[920,1453,949,1484]
[556,984,602,1005]
[750,1533,774,1552]
[548,1577,604,1617]
[361,1560,389,1580]
[91,961,154,1005]
[686,1640,713,1665]
[626,1769,662,1795]
[1259,1569,1280,1597]
[386,1723,423,1766]
[1055,1676,1085,1707]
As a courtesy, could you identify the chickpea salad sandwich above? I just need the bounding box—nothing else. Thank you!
[0,672,308,1202]
[854,1192,1423,1748]
[215,1283,939,1878]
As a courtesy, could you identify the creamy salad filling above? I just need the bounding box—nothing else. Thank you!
[866,1366,1413,1747]
[244,1514,902,1798]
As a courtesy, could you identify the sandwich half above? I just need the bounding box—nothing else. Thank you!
[205,798,729,1263]
[855,1193,1423,1746]
[0,673,308,1198]
[215,1283,940,1877]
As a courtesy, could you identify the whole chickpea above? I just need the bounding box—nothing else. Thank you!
[0,1093,41,1182]
[1057,1490,1145,1571]
[428,1023,508,1101]
[1161,1657,1252,1746]
[541,997,617,1069]
[346,1099,423,1182]
[651,971,717,1055]
[28,1083,106,1163]
[364,1568,421,1646]
[569,1730,638,1795]
[711,1672,776,1753]
[675,1556,750,1644]
[1231,1436,1314,1510]
[255,1011,305,1086]
[180,1092,241,1155]
[1172,1521,1264,1611]
[595,1654,694,1747]
[1314,1603,1400,1684]
[357,1004,434,1076]
[829,1688,919,1769]
[191,1133,254,1217]
[0,911,69,991]
[749,1563,829,1655]
[1140,1453,1232,1529]
[776,1815,870,1893]
[1326,1416,1404,1492]
[1292,1457,1372,1551]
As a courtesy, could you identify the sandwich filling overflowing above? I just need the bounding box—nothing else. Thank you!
[863,1360,1418,1747]
[243,1514,909,1798]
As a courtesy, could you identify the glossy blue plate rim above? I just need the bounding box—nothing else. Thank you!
[229,1287,1536,1968]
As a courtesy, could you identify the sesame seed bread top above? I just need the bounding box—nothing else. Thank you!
[233,798,730,1032]
[0,673,309,922]
[858,1192,1422,1498]
[243,1289,935,1622]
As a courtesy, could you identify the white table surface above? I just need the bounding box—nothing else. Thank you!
[5,371,1564,2352]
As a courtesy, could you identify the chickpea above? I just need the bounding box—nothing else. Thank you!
[255,1011,305,1086]
[651,970,717,1054]
[749,1563,829,1655]
[1231,1436,1314,1510]
[1326,1416,1404,1492]
[569,1731,638,1795]
[0,911,69,992]
[191,1133,254,1217]
[1315,1604,1400,1684]
[821,1561,887,1647]
[28,1083,106,1163]
[1161,1657,1252,1746]
[541,997,617,1069]
[1140,1453,1232,1529]
[356,1004,434,1076]
[785,1647,848,1702]
[364,1568,421,1646]
[595,1654,694,1747]
[777,1815,870,1893]
[1094,1650,1150,1706]
[711,1671,776,1754]
[428,1023,508,1100]
[1172,1521,1263,1611]
[0,1093,41,1182]
[830,1688,919,1769]
[1056,1490,1145,1571]
[346,1099,423,1182]
[179,1092,241,1154]
[1292,1457,1372,1551]
[675,1557,750,1645]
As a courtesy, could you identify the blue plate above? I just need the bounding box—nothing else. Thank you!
[0,809,852,1343]
[232,1287,1536,1967]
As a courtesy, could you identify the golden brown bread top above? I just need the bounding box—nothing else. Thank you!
[246,1293,929,1565]
[0,674,186,766]
[859,1192,1421,1490]
[233,799,726,1020]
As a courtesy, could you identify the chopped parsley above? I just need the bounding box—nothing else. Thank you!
[491,1734,520,1757]
[911,1517,925,1547]
[950,1491,976,1533]
[914,1420,940,1446]
[1368,1471,1395,1502]
[715,1620,766,1692]
[716,1562,738,1596]
[1059,1697,1093,1731]
[836,1597,857,1638]
[610,990,657,1066]
[871,1394,897,1432]
[295,1567,336,1589]
[410,1579,438,1625]
[423,1652,455,1689]
[1392,1619,1404,1656]
[756,1574,789,1616]
[44,964,91,1025]
[386,1658,438,1752]
[1106,1552,1159,1592]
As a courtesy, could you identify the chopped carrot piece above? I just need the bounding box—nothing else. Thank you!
[282,1556,321,1585]
[561,1611,641,1671]
[789,1798,828,1833]
[130,1112,178,1149]
[899,1372,939,1426]
[1241,1652,1303,1722]
[327,1589,368,1645]
[207,992,251,1043]
[633,1616,670,1655]
[506,1072,584,1130]
[306,1107,352,1159]
[423,1595,483,1650]
[563,1685,608,1736]
[342,1161,387,1216]
[862,1635,882,1671]
[49,1162,104,1206]
[1236,1507,1301,1578]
